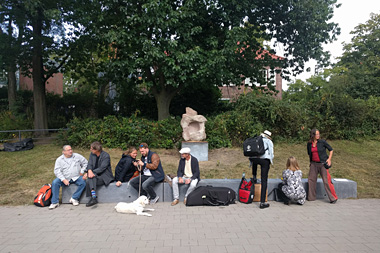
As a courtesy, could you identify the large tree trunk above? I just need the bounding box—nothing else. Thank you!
[6,16,17,109]
[7,70,17,110]
[152,85,178,121]
[32,9,48,135]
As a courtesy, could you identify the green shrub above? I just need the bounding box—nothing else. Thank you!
[58,115,182,149]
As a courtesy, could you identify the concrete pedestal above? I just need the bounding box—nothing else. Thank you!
[181,141,208,161]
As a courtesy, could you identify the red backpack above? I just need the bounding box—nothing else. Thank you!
[238,174,255,204]
[34,184,52,207]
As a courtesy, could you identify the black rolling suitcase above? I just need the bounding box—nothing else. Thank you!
[186,185,236,206]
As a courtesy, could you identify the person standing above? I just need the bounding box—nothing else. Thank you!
[129,143,165,204]
[85,141,113,207]
[250,130,274,209]
[171,147,200,206]
[49,145,88,209]
[307,129,338,203]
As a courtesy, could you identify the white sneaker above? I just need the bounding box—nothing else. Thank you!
[150,196,159,204]
[49,203,59,209]
[70,198,79,206]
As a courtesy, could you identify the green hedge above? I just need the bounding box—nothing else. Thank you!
[57,93,380,149]
[58,115,183,149]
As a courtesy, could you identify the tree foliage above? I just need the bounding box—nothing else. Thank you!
[337,13,380,99]
[70,0,340,120]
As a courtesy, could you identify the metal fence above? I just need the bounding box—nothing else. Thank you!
[0,128,68,142]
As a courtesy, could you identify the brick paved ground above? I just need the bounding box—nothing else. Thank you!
[0,199,379,252]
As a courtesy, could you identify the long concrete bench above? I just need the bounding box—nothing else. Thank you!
[61,178,357,204]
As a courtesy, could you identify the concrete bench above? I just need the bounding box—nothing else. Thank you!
[61,178,357,204]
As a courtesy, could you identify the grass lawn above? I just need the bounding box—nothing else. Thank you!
[1,140,379,205]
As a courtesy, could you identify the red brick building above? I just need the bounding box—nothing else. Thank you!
[19,72,64,96]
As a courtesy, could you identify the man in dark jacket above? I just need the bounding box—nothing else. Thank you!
[84,141,113,207]
[129,143,165,204]
[171,147,200,206]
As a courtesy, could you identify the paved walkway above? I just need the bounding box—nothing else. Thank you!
[0,199,379,253]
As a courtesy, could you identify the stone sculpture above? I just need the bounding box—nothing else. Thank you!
[180,107,207,141]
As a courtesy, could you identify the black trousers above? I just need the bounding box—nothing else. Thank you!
[85,176,106,197]
[251,158,270,203]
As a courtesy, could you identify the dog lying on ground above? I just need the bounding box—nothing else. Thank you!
[115,195,155,217]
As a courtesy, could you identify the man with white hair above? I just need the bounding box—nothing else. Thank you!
[49,145,88,209]
[171,147,200,206]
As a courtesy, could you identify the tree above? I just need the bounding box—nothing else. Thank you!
[74,0,340,120]
[0,0,26,110]
[1,0,79,131]
[337,13,380,99]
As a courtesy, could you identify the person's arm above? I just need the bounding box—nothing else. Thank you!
[54,158,69,185]
[191,158,200,180]
[146,153,160,170]
[78,154,88,174]
[282,170,287,184]
[92,152,111,174]
[114,158,124,182]
[324,140,333,166]
[326,150,333,166]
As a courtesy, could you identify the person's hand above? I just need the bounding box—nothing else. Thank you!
[327,159,332,166]
[133,161,138,167]
[116,181,122,187]
[137,160,144,166]
[82,173,88,180]
[88,170,95,178]
[185,179,191,185]
[62,179,69,186]
[178,177,184,184]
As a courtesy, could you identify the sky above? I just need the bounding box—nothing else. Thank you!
[278,0,380,86]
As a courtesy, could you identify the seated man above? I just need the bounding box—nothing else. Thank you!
[85,141,113,207]
[49,145,88,209]
[171,147,200,206]
[129,143,165,204]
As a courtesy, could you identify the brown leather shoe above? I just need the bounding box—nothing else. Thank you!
[171,199,179,206]
[184,198,187,205]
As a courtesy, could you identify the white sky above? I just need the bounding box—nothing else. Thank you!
[279,0,380,87]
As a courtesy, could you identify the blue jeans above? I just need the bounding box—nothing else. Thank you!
[51,176,86,204]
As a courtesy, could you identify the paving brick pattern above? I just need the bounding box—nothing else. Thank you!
[0,199,379,252]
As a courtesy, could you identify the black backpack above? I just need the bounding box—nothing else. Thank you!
[186,186,236,206]
[243,135,266,157]
[3,138,34,152]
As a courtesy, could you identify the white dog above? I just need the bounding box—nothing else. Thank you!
[114,195,155,217]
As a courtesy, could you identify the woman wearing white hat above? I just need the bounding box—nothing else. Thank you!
[250,130,274,209]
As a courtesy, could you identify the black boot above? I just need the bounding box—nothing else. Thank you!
[86,197,98,207]
[259,202,270,209]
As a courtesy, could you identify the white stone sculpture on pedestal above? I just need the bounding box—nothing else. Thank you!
[180,107,207,141]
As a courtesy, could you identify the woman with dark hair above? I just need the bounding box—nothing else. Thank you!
[115,147,138,186]
[307,129,338,203]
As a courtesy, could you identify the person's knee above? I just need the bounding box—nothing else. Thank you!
[190,180,198,187]
[52,178,61,186]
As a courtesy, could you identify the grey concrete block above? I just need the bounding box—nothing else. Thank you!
[163,182,197,202]
[61,178,356,203]
[181,141,208,161]
[61,182,164,204]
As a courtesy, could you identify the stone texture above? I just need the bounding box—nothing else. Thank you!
[181,107,207,141]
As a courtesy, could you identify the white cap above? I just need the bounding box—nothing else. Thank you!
[179,147,191,154]
[263,130,272,137]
